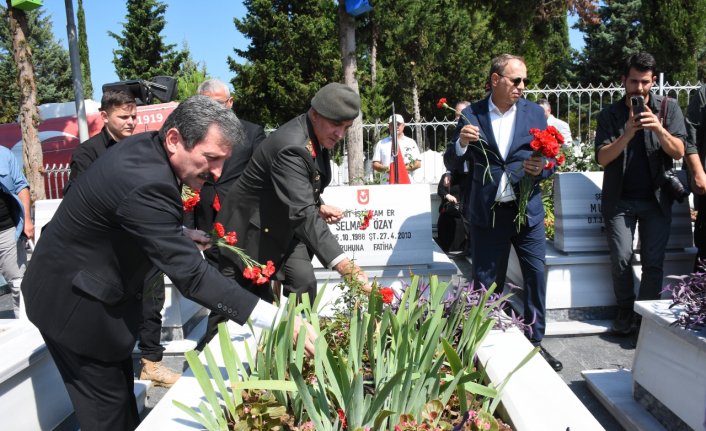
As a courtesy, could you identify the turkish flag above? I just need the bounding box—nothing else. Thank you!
[389,148,411,184]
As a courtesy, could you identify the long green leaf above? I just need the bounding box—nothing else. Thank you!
[183,349,226,429]
[289,364,331,430]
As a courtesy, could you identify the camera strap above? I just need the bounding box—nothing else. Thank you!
[659,96,668,127]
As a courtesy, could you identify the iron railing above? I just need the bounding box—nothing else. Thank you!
[44,78,704,194]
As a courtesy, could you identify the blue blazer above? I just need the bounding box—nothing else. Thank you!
[449,97,552,228]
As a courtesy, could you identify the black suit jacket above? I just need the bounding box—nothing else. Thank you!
[191,119,265,233]
[217,114,342,288]
[21,131,259,362]
[63,126,117,194]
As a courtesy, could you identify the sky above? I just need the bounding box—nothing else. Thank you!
[43,1,249,94]
[43,2,586,100]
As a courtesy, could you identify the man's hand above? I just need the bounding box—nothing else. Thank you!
[445,194,458,204]
[23,219,35,241]
[334,258,371,293]
[183,227,212,251]
[459,124,480,147]
[635,104,663,133]
[693,170,706,195]
[292,315,318,357]
[523,155,545,176]
[319,204,343,224]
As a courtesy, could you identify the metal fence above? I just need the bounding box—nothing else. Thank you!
[44,77,704,196]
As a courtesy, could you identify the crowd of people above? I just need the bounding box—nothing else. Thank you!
[0,50,703,429]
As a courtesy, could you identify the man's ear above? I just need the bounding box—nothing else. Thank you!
[100,110,108,124]
[164,128,181,156]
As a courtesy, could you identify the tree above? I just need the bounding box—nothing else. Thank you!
[640,0,706,83]
[109,0,186,82]
[0,5,73,123]
[229,0,340,127]
[4,2,44,201]
[574,0,643,85]
[77,0,92,98]
[176,43,208,101]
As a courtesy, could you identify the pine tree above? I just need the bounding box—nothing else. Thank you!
[109,0,186,82]
[0,5,73,123]
[574,0,643,85]
[77,0,92,98]
[640,0,706,83]
[228,0,340,127]
[176,43,208,101]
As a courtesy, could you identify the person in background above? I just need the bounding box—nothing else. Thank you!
[372,114,422,183]
[64,89,180,388]
[537,98,572,145]
[21,96,317,430]
[64,90,137,193]
[446,54,563,372]
[217,83,371,310]
[0,146,33,318]
[594,52,686,336]
[683,83,706,268]
[193,79,268,345]
[443,101,472,253]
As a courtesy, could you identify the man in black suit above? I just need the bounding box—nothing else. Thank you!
[65,89,181,388]
[191,79,268,343]
[218,83,371,306]
[21,96,316,430]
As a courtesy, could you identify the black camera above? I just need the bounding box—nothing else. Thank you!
[661,169,690,203]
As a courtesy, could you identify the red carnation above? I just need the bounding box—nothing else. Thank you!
[544,160,556,170]
[225,231,237,246]
[379,287,394,304]
[436,97,447,109]
[262,260,276,277]
[338,409,347,429]
[556,154,566,166]
[183,195,200,212]
[213,222,225,238]
[367,210,373,218]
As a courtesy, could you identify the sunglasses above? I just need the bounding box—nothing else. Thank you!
[498,74,529,87]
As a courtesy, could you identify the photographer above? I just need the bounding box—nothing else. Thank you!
[595,52,687,335]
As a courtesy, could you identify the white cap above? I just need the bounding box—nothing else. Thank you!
[389,114,404,125]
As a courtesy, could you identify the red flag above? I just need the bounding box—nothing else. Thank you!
[389,148,411,184]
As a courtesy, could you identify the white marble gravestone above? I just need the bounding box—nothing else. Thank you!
[554,172,693,253]
[312,184,457,312]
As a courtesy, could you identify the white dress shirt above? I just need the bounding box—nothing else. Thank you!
[455,98,518,202]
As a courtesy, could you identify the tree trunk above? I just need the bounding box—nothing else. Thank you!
[338,2,364,185]
[7,3,45,202]
[411,67,423,152]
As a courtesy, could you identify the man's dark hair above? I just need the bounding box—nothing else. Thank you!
[489,54,525,80]
[159,95,244,150]
[100,90,136,112]
[623,52,657,77]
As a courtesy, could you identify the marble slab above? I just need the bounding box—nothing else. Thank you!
[553,172,693,253]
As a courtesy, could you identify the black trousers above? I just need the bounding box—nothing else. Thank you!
[43,333,140,431]
[138,268,166,362]
[204,242,317,344]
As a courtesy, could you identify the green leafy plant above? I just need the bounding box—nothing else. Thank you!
[175,276,536,430]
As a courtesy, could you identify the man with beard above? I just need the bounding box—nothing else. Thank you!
[595,52,687,335]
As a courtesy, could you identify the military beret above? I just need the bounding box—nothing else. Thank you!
[310,83,360,121]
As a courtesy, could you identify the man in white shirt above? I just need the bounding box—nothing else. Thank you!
[372,114,422,183]
[537,98,573,145]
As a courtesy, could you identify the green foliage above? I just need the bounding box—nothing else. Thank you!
[574,0,643,84]
[0,5,73,123]
[175,43,208,101]
[177,276,535,430]
[229,0,340,128]
[77,0,92,99]
[109,0,186,82]
[641,0,706,83]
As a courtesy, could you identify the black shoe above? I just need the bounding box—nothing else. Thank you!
[612,308,634,336]
[538,346,563,372]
